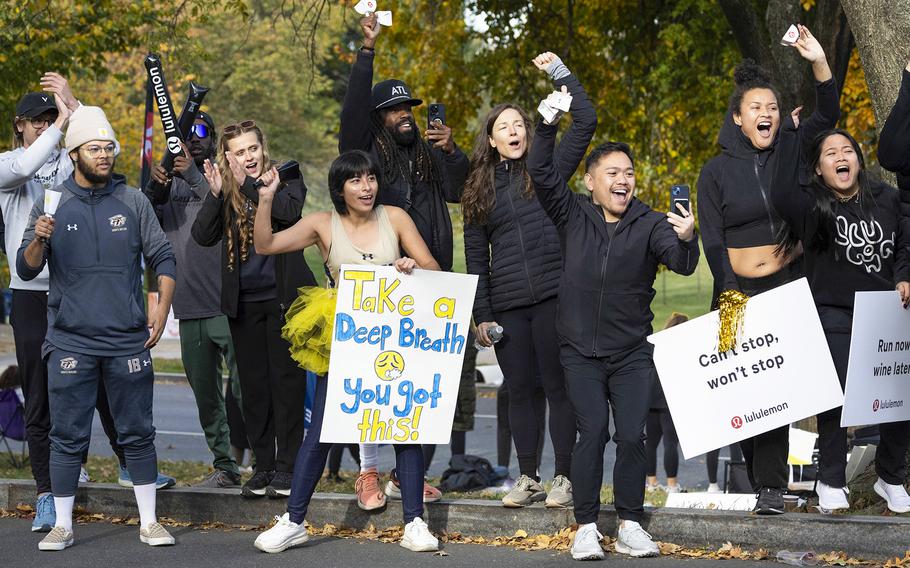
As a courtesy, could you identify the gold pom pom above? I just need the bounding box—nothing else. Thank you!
[717,289,750,353]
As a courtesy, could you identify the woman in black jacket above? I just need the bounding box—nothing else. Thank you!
[696,25,839,514]
[192,120,315,499]
[463,52,594,509]
[773,123,910,514]
[879,59,910,193]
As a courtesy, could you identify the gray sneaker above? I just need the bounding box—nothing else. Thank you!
[38,526,74,551]
[140,522,176,546]
[570,523,604,561]
[546,475,574,508]
[615,520,659,557]
[502,474,546,507]
[194,469,241,488]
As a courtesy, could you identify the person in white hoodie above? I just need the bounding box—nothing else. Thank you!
[0,73,79,532]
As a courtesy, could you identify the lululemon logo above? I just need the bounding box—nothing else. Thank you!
[873,399,880,412]
[167,135,181,154]
[730,416,743,429]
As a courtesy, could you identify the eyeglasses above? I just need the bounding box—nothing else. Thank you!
[190,124,210,139]
[82,144,116,158]
[222,120,256,136]
[23,117,54,128]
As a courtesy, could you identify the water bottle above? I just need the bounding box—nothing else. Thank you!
[474,325,504,350]
[775,551,817,566]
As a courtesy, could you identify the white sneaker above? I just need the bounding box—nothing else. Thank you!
[254,514,310,553]
[615,520,659,558]
[400,517,438,552]
[707,483,722,493]
[38,526,74,551]
[139,522,175,546]
[79,467,90,483]
[816,481,849,511]
[664,484,681,494]
[570,523,604,561]
[545,475,574,508]
[874,478,910,513]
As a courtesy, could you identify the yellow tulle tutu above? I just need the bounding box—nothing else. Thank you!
[282,286,338,375]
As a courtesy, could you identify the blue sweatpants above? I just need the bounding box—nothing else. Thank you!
[286,374,425,524]
[47,348,157,497]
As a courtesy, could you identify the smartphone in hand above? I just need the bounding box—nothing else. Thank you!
[428,103,446,130]
[670,184,690,215]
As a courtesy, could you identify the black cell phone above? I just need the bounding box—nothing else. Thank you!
[428,103,446,130]
[670,184,690,215]
[277,160,301,183]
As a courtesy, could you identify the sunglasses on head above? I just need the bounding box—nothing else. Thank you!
[222,120,257,136]
[189,124,209,139]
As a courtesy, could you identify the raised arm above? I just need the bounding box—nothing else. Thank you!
[531,53,598,182]
[527,119,575,228]
[252,168,322,255]
[387,206,441,271]
[0,94,70,190]
[789,25,840,146]
[770,122,813,239]
[190,159,226,247]
[339,14,380,153]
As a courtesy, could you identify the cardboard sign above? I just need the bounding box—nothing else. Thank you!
[648,279,843,459]
[320,265,477,444]
[841,291,910,426]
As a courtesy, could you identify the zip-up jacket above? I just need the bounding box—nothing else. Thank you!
[190,174,316,319]
[698,78,840,293]
[16,174,176,357]
[143,163,223,320]
[772,121,910,333]
[528,120,700,357]
[0,125,73,290]
[879,68,910,194]
[339,49,469,271]
[464,73,597,323]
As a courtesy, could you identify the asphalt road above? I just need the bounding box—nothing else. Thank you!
[0,517,773,568]
[85,381,721,488]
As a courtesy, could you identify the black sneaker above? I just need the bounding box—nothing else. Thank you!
[266,471,293,499]
[242,470,274,498]
[754,487,785,515]
[194,469,241,488]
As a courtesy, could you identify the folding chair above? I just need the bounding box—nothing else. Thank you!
[0,388,27,468]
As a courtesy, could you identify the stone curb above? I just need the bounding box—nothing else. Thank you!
[3,479,908,559]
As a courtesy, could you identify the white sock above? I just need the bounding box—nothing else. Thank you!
[133,483,157,528]
[360,443,379,472]
[54,496,75,531]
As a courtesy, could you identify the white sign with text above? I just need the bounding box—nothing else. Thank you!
[648,278,843,459]
[841,291,910,427]
[321,265,477,444]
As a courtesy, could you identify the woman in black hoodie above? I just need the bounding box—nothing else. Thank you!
[773,122,910,514]
[879,59,910,193]
[192,121,315,500]
[463,52,594,508]
[697,25,839,514]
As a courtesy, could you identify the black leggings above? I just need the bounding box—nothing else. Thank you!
[645,410,678,478]
[706,445,744,484]
[495,298,575,478]
[496,382,546,468]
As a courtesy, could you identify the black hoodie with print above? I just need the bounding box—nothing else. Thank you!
[697,79,840,295]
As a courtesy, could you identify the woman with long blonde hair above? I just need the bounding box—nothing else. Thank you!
[192,120,315,500]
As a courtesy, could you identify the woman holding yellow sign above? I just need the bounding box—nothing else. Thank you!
[249,150,443,554]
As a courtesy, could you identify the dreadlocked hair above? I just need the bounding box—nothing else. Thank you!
[369,111,444,198]
[463,103,534,225]
[218,121,272,271]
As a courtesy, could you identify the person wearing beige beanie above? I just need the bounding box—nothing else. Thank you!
[64,105,121,157]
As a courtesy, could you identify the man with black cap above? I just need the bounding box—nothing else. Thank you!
[144,112,243,488]
[0,73,79,532]
[339,11,470,510]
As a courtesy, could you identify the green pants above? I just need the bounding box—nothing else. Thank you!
[180,316,241,476]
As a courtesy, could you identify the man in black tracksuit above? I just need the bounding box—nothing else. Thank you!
[527,112,699,559]
[339,13,469,271]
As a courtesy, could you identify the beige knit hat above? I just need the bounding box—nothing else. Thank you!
[64,105,121,156]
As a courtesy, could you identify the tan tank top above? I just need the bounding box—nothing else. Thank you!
[325,205,400,286]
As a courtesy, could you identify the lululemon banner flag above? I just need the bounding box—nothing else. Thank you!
[841,291,910,427]
[648,278,843,459]
[321,265,477,444]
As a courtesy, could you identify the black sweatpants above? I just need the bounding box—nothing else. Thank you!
[561,342,654,524]
[646,410,679,478]
[229,300,307,473]
[818,329,910,487]
[495,298,575,478]
[11,290,51,495]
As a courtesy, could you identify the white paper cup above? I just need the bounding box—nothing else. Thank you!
[44,189,62,218]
